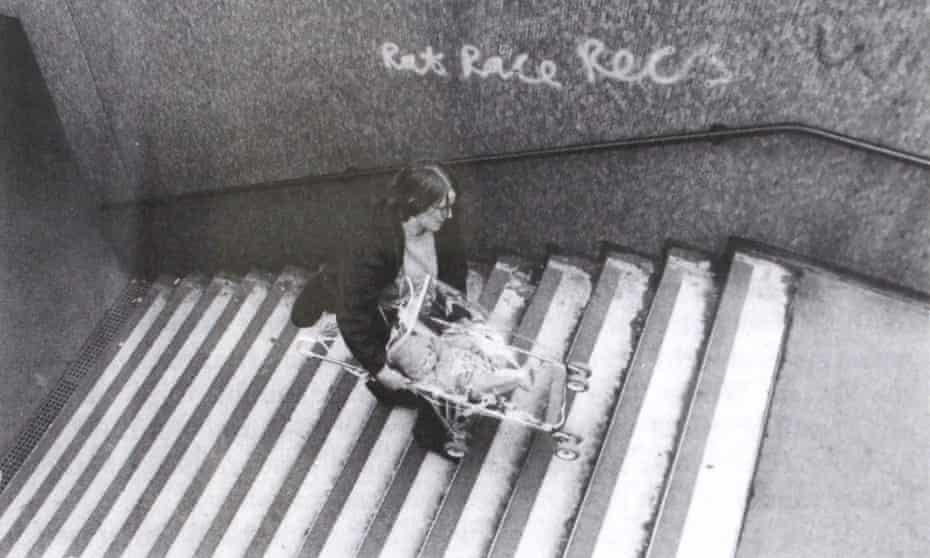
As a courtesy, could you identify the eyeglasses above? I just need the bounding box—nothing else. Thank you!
[430,196,454,216]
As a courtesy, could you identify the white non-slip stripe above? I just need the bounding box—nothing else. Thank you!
[43,284,236,558]
[445,267,592,558]
[165,333,314,557]
[7,286,203,558]
[79,282,270,558]
[319,407,417,558]
[487,267,534,330]
[262,380,378,558]
[590,271,715,558]
[675,259,791,558]
[378,454,457,558]
[376,266,534,558]
[515,260,653,558]
[210,340,349,557]
[124,289,299,557]
[0,289,168,538]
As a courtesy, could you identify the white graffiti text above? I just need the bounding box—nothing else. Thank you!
[576,38,732,87]
[381,42,448,76]
[460,45,563,89]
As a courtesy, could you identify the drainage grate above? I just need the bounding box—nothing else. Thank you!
[0,279,151,493]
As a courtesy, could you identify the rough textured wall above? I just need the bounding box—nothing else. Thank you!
[4,1,127,202]
[140,132,930,293]
[7,1,930,199]
[5,1,928,290]
[466,136,929,292]
[0,17,128,455]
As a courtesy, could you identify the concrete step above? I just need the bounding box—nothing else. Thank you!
[79,272,273,558]
[566,248,719,558]
[124,268,307,558]
[307,258,521,558]
[417,255,593,558]
[492,250,657,558]
[0,274,206,558]
[0,277,174,530]
[649,252,795,558]
[0,248,802,558]
[352,255,540,558]
[734,246,930,558]
[32,274,236,558]
[0,277,154,494]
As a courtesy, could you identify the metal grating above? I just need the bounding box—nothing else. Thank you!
[0,279,152,493]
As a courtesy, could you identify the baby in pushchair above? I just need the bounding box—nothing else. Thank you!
[387,323,534,401]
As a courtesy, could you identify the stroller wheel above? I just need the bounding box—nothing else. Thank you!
[553,431,581,461]
[566,378,589,392]
[568,363,593,379]
[552,431,582,445]
[555,446,579,461]
[444,439,468,459]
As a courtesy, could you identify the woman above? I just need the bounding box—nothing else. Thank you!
[293,163,467,456]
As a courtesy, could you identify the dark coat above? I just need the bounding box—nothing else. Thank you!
[336,208,467,375]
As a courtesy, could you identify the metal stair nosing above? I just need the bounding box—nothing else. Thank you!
[0,275,192,557]
[492,251,658,558]
[355,256,539,558]
[421,255,593,558]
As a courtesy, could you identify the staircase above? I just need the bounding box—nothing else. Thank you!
[0,246,803,557]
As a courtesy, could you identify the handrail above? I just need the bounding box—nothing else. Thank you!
[100,122,930,211]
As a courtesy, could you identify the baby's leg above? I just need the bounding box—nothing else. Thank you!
[470,366,533,395]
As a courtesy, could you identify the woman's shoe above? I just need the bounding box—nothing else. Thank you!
[365,378,419,408]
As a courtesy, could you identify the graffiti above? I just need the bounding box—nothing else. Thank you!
[811,19,920,82]
[576,39,732,87]
[814,23,864,68]
[381,42,448,76]
[379,38,733,90]
[460,45,563,88]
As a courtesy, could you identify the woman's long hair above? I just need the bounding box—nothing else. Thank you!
[382,163,455,221]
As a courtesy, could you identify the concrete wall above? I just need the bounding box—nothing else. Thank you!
[0,17,129,455]
[5,0,926,291]
[139,130,930,294]
[1,1,128,202]
[4,1,929,201]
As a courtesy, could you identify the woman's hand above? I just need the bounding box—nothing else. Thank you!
[375,365,410,391]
